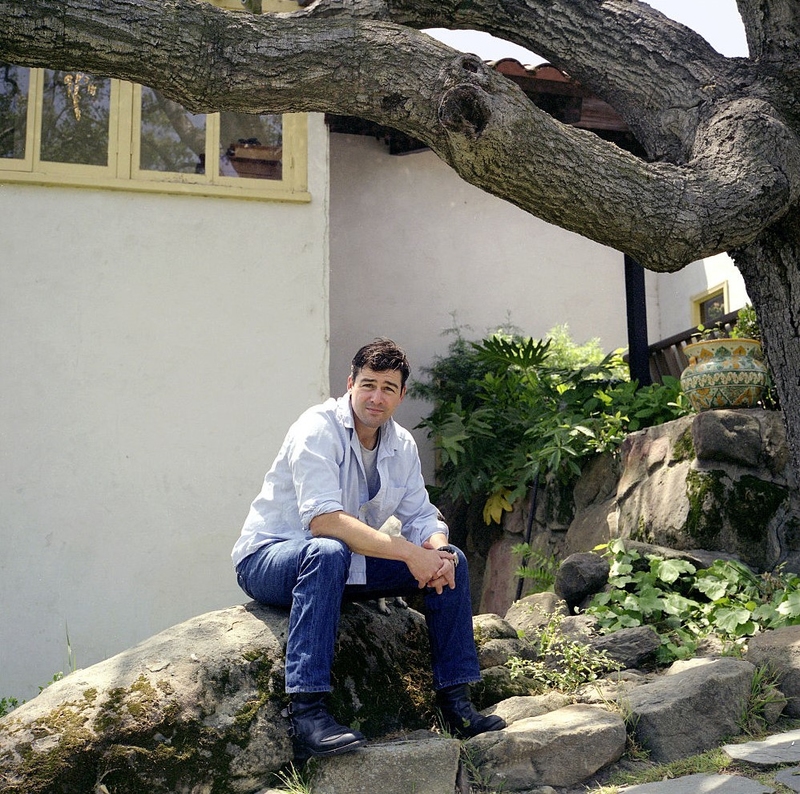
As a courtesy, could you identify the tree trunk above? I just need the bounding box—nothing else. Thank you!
[0,0,799,481]
[733,218,800,482]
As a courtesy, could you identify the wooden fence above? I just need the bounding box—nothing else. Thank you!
[647,310,740,383]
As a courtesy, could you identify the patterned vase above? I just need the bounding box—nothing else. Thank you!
[679,338,768,411]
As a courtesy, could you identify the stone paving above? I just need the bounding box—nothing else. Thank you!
[616,729,800,793]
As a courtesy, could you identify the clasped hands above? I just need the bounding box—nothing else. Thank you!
[410,540,457,594]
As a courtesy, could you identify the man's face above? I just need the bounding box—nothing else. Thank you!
[348,367,406,434]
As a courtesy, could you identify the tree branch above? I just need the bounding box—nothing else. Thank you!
[737,0,800,62]
[298,0,742,163]
[1,0,799,272]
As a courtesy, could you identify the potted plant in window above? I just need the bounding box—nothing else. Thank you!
[679,305,769,411]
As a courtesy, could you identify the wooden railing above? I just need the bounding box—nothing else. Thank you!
[648,310,740,383]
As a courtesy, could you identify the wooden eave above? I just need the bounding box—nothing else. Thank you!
[326,60,645,156]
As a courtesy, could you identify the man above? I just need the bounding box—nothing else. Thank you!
[232,339,505,759]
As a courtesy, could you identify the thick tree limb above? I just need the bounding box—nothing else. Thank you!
[1,0,799,272]
[737,0,800,62]
[298,0,742,162]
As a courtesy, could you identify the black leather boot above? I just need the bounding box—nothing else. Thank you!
[436,684,506,738]
[282,693,366,760]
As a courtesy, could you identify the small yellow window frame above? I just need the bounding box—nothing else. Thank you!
[0,21,309,203]
[691,282,729,327]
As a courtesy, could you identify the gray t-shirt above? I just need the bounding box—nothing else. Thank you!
[360,432,381,499]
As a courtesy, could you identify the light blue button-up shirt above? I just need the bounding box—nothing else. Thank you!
[231,393,448,584]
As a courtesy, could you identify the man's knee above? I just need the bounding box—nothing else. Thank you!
[302,537,351,575]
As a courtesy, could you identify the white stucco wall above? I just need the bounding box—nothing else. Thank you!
[650,252,750,339]
[0,115,330,701]
[328,133,629,476]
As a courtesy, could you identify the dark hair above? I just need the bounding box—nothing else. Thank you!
[351,338,410,388]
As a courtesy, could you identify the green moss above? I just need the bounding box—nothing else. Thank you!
[728,476,787,542]
[329,606,433,737]
[232,650,281,737]
[631,515,655,544]
[671,428,695,462]
[685,469,727,547]
[6,650,292,794]
[473,623,488,648]
[93,686,127,733]
[15,701,96,793]
[684,469,788,558]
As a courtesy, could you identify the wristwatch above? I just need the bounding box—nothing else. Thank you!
[437,545,459,566]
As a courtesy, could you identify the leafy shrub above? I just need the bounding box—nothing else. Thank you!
[585,539,800,664]
[730,303,761,341]
[0,696,19,718]
[506,611,622,692]
[512,543,559,592]
[412,324,690,523]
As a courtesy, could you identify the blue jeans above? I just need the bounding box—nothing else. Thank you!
[236,537,482,693]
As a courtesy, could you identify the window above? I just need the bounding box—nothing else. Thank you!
[0,63,308,202]
[692,284,729,326]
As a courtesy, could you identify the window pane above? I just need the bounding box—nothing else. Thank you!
[139,86,206,174]
[40,70,110,166]
[700,293,725,325]
[0,63,29,159]
[220,112,282,180]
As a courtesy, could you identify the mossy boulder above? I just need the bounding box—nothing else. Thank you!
[0,601,434,794]
[615,409,800,573]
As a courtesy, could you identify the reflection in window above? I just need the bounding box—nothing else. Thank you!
[220,112,282,180]
[699,291,726,325]
[40,70,111,165]
[0,63,29,159]
[140,87,206,174]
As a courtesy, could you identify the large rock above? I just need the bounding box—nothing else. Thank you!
[747,625,800,717]
[6,580,800,793]
[483,693,571,725]
[0,602,433,794]
[565,452,620,555]
[625,656,755,762]
[588,625,661,669]
[479,533,527,615]
[554,551,610,611]
[615,410,800,573]
[311,736,461,794]
[504,593,569,639]
[474,409,798,623]
[467,703,625,790]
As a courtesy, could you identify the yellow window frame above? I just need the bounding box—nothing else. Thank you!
[0,66,309,202]
[691,282,729,327]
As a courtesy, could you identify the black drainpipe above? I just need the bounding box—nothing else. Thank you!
[624,254,652,387]
[514,474,540,603]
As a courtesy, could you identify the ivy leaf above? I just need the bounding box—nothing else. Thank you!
[694,576,730,601]
[635,585,666,616]
[752,602,780,626]
[662,592,697,616]
[777,591,800,619]
[609,560,633,578]
[713,606,754,634]
[654,558,696,584]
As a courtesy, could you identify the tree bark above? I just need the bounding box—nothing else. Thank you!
[733,222,800,481]
[737,0,800,62]
[1,0,799,272]
[1,0,800,480]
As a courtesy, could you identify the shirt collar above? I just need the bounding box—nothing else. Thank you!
[336,392,398,451]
